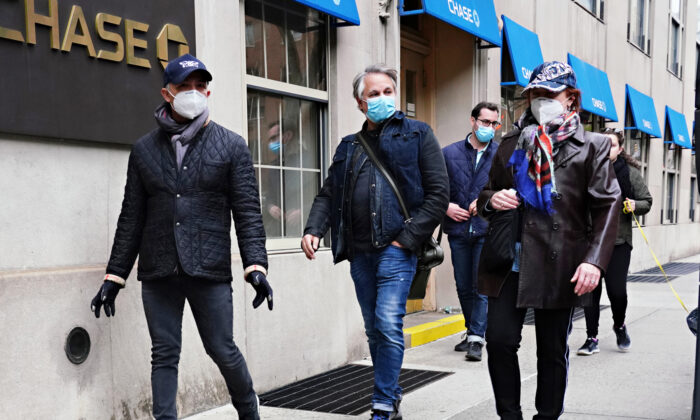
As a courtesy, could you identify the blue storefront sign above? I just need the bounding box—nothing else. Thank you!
[625,84,662,138]
[567,54,618,122]
[501,15,544,87]
[399,0,501,47]
[665,106,693,148]
[294,0,360,25]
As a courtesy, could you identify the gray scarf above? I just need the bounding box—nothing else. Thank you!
[154,103,209,168]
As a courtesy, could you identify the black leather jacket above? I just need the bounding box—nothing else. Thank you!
[106,121,268,282]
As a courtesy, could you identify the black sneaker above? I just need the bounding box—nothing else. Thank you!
[370,409,391,420]
[614,324,631,351]
[465,341,483,361]
[576,337,600,356]
[392,395,403,420]
[454,333,469,352]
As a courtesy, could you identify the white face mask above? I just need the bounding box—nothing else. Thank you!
[168,89,208,120]
[530,97,565,125]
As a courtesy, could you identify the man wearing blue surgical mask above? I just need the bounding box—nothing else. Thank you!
[301,64,449,420]
[442,102,501,362]
[90,54,272,420]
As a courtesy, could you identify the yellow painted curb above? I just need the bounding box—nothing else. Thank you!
[403,314,465,348]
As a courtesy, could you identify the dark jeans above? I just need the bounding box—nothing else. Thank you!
[350,245,417,413]
[584,243,631,337]
[485,273,574,420]
[141,275,259,420]
[448,235,488,337]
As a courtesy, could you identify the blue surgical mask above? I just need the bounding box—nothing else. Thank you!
[475,126,494,143]
[364,95,396,123]
[268,141,281,153]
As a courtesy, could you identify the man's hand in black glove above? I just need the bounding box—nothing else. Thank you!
[245,271,273,310]
[91,281,122,318]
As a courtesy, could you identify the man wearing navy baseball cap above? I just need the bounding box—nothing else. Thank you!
[90,53,272,420]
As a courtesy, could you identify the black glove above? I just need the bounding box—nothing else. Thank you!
[90,280,122,318]
[245,271,273,310]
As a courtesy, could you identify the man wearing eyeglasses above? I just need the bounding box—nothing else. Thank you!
[442,102,501,361]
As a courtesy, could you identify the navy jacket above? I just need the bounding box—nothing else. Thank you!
[106,122,268,282]
[442,135,499,238]
[304,112,449,263]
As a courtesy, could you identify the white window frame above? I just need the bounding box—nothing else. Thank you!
[574,0,605,21]
[667,0,685,77]
[242,0,332,251]
[628,0,651,54]
[661,142,682,224]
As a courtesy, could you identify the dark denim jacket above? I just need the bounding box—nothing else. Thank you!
[304,112,449,263]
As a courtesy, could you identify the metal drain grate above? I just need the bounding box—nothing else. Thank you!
[636,262,699,276]
[259,364,452,415]
[523,305,608,325]
[627,274,679,283]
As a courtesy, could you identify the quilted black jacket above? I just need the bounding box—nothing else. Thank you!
[106,121,268,282]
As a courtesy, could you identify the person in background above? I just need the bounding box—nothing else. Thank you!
[442,102,500,361]
[477,61,620,419]
[577,128,652,355]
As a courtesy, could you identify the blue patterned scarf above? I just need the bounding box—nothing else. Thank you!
[508,110,580,214]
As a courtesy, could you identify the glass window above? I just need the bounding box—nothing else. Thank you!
[575,0,605,20]
[245,0,328,244]
[691,176,697,221]
[626,128,650,225]
[500,85,527,133]
[247,90,323,239]
[629,0,650,53]
[668,0,685,77]
[245,0,327,90]
[662,142,681,224]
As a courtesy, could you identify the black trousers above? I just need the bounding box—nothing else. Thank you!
[583,243,631,337]
[142,275,259,420]
[485,273,574,420]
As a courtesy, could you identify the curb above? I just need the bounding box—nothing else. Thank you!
[403,314,465,349]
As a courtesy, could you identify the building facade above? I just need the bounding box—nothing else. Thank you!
[0,0,697,418]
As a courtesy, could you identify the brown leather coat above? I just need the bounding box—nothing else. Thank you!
[477,125,621,309]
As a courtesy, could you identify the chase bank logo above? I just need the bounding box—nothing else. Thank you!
[333,0,340,5]
[679,135,685,142]
[642,120,652,130]
[591,98,607,112]
[447,0,480,28]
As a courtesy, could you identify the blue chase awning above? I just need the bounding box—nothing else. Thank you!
[567,54,618,122]
[501,16,544,87]
[398,0,501,47]
[294,0,360,25]
[625,84,662,137]
[665,106,693,148]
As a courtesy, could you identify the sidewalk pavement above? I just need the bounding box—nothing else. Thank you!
[187,254,699,420]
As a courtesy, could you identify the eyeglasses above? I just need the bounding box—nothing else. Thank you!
[476,118,502,129]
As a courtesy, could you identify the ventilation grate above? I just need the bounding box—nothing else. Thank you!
[259,364,452,415]
[627,274,679,283]
[636,262,699,276]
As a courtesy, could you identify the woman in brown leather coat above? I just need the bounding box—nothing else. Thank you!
[477,61,621,419]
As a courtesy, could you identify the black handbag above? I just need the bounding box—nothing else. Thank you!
[478,207,518,272]
[355,132,444,300]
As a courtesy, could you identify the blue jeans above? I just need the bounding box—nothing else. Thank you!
[350,245,417,413]
[448,235,488,338]
[141,275,259,420]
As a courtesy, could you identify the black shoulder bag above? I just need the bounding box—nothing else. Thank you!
[356,132,444,300]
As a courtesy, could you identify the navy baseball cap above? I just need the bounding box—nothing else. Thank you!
[523,61,577,95]
[163,54,213,87]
